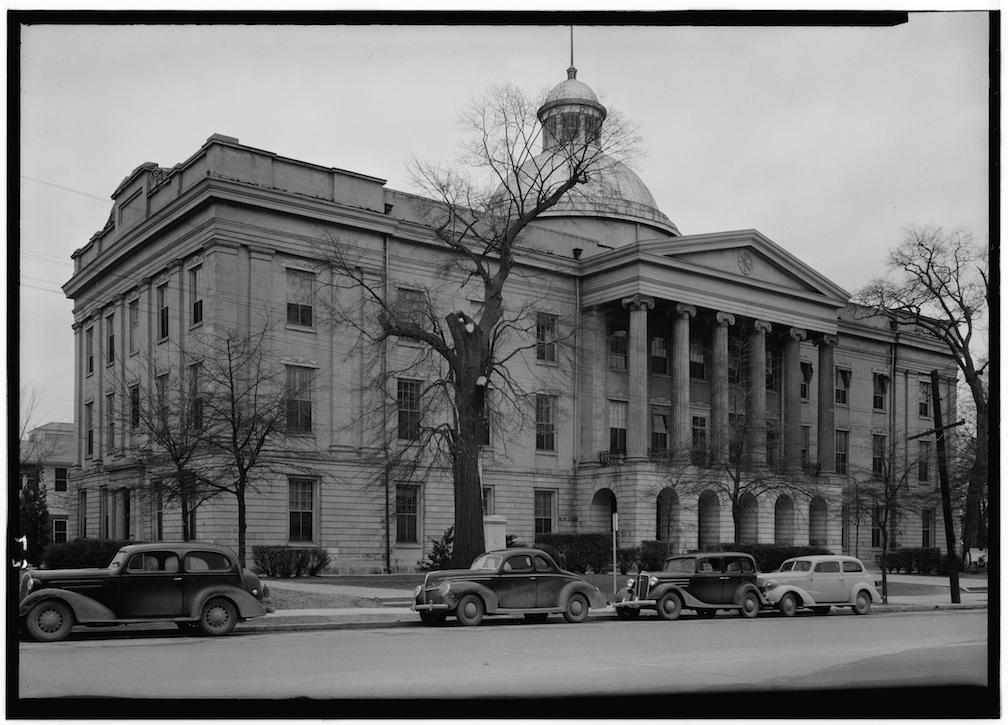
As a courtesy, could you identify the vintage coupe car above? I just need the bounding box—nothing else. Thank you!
[758,555,881,616]
[614,551,766,620]
[18,542,272,642]
[412,548,608,626]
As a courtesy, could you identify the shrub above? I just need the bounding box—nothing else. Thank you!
[616,547,640,575]
[418,526,454,572]
[252,546,331,577]
[713,543,833,572]
[534,533,611,573]
[888,547,941,574]
[42,538,131,569]
[638,540,673,572]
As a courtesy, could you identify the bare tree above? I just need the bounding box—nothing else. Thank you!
[321,82,638,567]
[856,225,988,553]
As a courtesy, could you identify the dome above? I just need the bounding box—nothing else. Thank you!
[538,65,606,120]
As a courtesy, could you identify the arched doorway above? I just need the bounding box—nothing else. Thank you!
[697,490,721,549]
[656,488,679,551]
[775,495,795,545]
[809,496,827,547]
[589,488,617,533]
[738,492,758,544]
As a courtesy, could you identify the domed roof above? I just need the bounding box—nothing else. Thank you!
[545,67,600,105]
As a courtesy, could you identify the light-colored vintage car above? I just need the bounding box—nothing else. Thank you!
[758,555,881,616]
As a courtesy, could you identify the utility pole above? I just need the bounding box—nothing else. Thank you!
[924,370,964,603]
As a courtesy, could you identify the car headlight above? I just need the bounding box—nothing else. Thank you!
[413,585,422,597]
[649,576,658,587]
[626,578,635,589]
[761,579,778,589]
[438,581,451,595]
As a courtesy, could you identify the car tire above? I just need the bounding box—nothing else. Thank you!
[696,608,718,618]
[199,597,238,636]
[812,606,831,616]
[778,593,799,617]
[523,613,549,623]
[563,593,589,624]
[25,599,74,642]
[739,591,760,619]
[852,591,871,615]
[656,591,682,621]
[455,594,484,626]
[616,607,640,620]
[419,611,447,626]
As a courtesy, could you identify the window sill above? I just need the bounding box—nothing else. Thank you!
[157,337,169,345]
[286,324,316,334]
[286,431,316,438]
[190,321,203,331]
[536,359,559,367]
[535,449,558,456]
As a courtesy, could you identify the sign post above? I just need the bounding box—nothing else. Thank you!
[612,512,619,599]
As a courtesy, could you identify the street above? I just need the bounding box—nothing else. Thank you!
[17,610,987,710]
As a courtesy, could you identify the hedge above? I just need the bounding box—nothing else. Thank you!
[42,538,132,569]
[885,547,942,574]
[251,546,332,577]
[534,533,611,573]
[713,542,833,572]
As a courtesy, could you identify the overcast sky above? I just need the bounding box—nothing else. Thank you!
[16,14,990,426]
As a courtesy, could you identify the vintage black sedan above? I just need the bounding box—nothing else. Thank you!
[412,548,608,626]
[613,551,766,620]
[18,542,272,642]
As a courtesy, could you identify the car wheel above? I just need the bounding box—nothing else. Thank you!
[199,597,237,636]
[563,593,590,624]
[656,591,682,621]
[696,608,718,618]
[778,593,799,617]
[26,600,74,642]
[740,591,760,618]
[852,591,872,615]
[455,594,484,626]
[812,606,831,616]
[616,607,640,620]
[523,613,549,623]
[419,611,447,626]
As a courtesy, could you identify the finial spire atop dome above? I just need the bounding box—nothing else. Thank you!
[568,25,576,79]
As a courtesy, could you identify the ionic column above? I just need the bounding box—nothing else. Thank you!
[784,327,807,470]
[817,334,838,473]
[623,294,654,460]
[670,303,696,460]
[712,311,735,465]
[749,320,772,467]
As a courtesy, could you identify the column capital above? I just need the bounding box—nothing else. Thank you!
[789,327,807,342]
[672,302,696,319]
[621,294,655,312]
[715,311,736,327]
[816,333,839,347]
[753,319,773,334]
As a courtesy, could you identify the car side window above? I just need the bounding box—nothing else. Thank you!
[842,561,864,573]
[503,555,533,573]
[698,557,721,573]
[127,552,180,573]
[740,558,754,574]
[185,551,232,572]
[814,561,841,573]
[533,555,553,572]
[725,559,741,572]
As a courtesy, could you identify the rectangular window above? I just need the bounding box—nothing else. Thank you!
[157,283,169,340]
[99,485,108,538]
[189,265,203,326]
[535,394,557,451]
[482,486,494,517]
[152,482,163,540]
[397,378,422,441]
[650,334,668,375]
[128,299,139,354]
[835,429,849,474]
[921,509,935,548]
[765,349,780,392]
[395,287,426,329]
[77,490,87,537]
[288,477,315,542]
[534,490,555,535]
[286,268,314,327]
[871,504,882,548]
[873,373,888,411]
[872,434,887,479]
[835,368,851,405]
[52,518,68,544]
[286,365,314,433]
[799,425,810,468]
[396,484,419,544]
[105,393,115,454]
[84,402,94,457]
[919,381,931,417]
[766,420,780,468]
[477,392,491,447]
[918,440,931,482]
[536,312,558,363]
[650,408,668,452]
[800,362,814,400]
[54,467,68,492]
[155,373,169,429]
[129,385,140,428]
[105,312,115,365]
[689,339,706,380]
[190,364,204,431]
[609,400,627,455]
[691,416,708,465]
[85,327,94,375]
[608,322,628,370]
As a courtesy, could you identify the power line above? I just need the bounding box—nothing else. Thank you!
[20,175,112,204]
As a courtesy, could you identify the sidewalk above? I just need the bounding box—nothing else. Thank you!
[239,577,988,634]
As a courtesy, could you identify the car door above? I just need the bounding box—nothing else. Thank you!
[533,554,566,608]
[108,550,184,617]
[809,560,845,602]
[690,556,723,604]
[491,553,536,609]
[182,550,239,612]
[720,556,750,604]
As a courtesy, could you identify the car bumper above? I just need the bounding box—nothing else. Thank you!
[412,603,450,612]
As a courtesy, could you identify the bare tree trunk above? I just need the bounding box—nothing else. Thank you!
[963,394,988,552]
[450,433,486,568]
[237,480,247,568]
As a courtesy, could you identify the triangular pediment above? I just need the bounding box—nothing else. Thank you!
[638,229,850,303]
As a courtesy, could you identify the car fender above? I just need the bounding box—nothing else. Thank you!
[559,581,608,609]
[765,584,816,607]
[18,588,117,623]
[442,581,500,613]
[189,585,268,620]
[650,583,707,609]
[849,583,882,604]
[732,582,768,607]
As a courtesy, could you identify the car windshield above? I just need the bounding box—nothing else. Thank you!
[663,557,696,573]
[779,560,795,571]
[470,554,503,571]
[793,560,812,572]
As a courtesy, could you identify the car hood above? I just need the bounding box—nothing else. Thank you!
[423,568,485,584]
[757,571,809,584]
[31,567,112,582]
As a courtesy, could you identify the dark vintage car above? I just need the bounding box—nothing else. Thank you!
[613,551,766,620]
[18,542,272,642]
[412,548,608,626]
